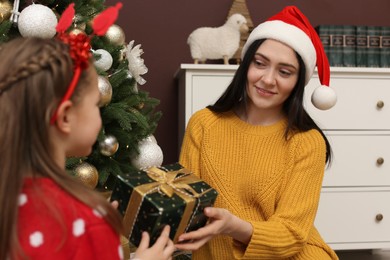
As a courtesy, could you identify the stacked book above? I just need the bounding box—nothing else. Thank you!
[315,25,390,67]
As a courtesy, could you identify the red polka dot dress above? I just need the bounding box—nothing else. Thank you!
[17,178,123,259]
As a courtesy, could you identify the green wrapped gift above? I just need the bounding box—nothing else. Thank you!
[110,163,218,246]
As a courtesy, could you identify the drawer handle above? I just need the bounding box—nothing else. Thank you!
[377,157,385,165]
[376,214,384,221]
[377,101,384,109]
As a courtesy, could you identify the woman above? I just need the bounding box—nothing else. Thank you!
[176,6,338,260]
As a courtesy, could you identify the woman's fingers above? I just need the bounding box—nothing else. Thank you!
[203,207,219,217]
[204,207,230,220]
[178,218,220,242]
[175,235,213,251]
[178,227,206,241]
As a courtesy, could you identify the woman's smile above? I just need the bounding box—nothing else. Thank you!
[255,86,276,97]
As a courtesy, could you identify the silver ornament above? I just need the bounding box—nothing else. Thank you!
[69,28,85,36]
[131,138,164,169]
[93,49,113,72]
[10,0,20,24]
[74,14,86,31]
[99,135,119,156]
[18,4,57,38]
[105,24,126,45]
[97,76,112,107]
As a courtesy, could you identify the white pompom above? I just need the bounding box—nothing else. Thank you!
[18,4,57,38]
[311,85,337,110]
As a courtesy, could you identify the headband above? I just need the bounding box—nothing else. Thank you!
[49,2,122,124]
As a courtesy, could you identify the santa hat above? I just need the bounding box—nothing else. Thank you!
[241,6,337,110]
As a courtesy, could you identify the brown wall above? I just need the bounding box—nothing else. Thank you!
[107,0,390,164]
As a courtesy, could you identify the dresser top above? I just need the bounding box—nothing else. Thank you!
[175,63,390,78]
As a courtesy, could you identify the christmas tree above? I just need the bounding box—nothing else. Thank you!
[0,0,163,190]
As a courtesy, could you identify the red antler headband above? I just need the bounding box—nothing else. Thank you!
[50,2,122,124]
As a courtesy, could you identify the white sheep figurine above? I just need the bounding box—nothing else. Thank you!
[188,13,248,64]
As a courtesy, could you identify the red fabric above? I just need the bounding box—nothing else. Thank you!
[267,6,330,87]
[56,3,75,33]
[92,3,123,36]
[17,178,123,260]
[51,2,123,124]
[51,32,92,124]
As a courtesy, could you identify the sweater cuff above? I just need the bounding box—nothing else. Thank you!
[232,221,277,259]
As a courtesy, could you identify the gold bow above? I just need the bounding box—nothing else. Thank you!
[122,166,210,243]
[145,167,202,198]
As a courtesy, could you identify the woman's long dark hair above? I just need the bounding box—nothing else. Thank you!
[208,39,332,164]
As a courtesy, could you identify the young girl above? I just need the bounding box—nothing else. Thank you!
[0,37,175,259]
[177,6,338,260]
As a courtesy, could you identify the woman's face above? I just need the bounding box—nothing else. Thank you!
[246,39,299,116]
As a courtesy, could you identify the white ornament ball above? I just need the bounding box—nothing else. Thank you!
[18,4,57,38]
[131,139,164,169]
[93,49,113,72]
[311,85,337,110]
[146,135,157,144]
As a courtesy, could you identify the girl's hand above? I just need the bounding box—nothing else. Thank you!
[174,207,253,251]
[110,200,119,209]
[134,225,175,260]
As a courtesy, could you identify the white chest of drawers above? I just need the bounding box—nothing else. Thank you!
[176,64,390,250]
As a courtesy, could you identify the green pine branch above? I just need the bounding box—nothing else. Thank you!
[1,3,180,258]
[1,0,162,189]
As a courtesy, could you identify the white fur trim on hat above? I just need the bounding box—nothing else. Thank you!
[241,20,316,85]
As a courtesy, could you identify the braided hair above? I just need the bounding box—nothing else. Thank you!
[0,37,123,259]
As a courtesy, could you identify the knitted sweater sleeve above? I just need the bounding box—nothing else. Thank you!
[179,110,205,178]
[233,130,327,259]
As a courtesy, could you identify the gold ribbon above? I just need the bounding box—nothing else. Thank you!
[122,167,208,243]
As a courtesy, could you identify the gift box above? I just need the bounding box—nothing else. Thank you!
[110,163,218,246]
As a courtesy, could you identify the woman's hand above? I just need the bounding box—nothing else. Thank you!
[174,207,253,251]
[134,225,175,260]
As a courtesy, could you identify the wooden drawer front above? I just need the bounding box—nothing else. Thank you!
[315,189,390,244]
[304,75,390,130]
[322,134,390,187]
[190,74,231,114]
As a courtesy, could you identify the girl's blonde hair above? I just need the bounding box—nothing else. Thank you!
[0,37,123,259]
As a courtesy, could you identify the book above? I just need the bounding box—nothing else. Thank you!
[316,24,390,68]
[328,25,344,67]
[342,25,356,67]
[380,27,390,67]
[367,26,381,67]
[356,26,368,67]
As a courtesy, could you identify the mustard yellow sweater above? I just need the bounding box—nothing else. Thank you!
[179,108,338,260]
